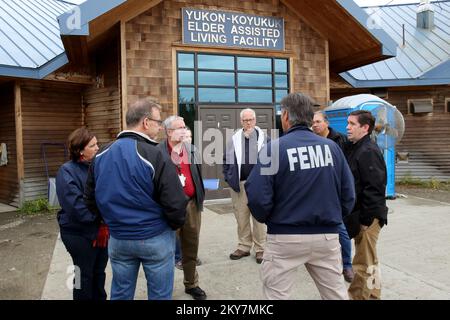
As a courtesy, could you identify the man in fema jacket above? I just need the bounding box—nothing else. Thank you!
[245,93,355,300]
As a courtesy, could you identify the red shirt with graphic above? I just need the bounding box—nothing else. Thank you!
[167,141,196,198]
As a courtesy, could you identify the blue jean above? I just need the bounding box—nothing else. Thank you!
[338,222,352,269]
[108,229,175,300]
[175,233,182,263]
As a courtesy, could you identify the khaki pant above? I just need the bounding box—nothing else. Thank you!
[261,234,348,300]
[348,218,382,300]
[179,199,201,290]
[230,181,266,253]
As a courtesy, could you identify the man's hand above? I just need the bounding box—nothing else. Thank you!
[361,225,369,231]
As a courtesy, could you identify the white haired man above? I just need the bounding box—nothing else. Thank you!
[223,108,268,264]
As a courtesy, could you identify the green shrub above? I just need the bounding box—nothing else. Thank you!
[428,178,441,190]
[19,198,52,215]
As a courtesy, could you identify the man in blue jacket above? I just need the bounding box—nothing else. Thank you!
[245,93,355,300]
[85,99,187,300]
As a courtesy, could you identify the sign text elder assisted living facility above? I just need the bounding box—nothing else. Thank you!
[182,8,285,51]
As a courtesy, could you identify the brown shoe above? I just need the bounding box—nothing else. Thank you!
[256,252,264,264]
[343,268,355,283]
[229,249,250,260]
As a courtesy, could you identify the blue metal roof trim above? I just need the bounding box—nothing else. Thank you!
[336,0,398,56]
[0,53,69,79]
[341,1,450,88]
[58,0,126,36]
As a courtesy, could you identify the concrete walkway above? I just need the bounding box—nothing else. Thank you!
[41,195,450,300]
[0,203,17,214]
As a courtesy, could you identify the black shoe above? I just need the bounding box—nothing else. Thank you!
[185,287,207,300]
[229,249,250,260]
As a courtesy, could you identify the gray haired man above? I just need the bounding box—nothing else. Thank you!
[157,116,206,300]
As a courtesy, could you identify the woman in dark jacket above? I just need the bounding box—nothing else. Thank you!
[56,127,109,300]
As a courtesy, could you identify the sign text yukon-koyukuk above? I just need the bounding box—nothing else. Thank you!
[182,8,285,51]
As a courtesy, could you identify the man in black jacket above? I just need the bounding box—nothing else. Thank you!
[345,110,388,300]
[158,116,206,300]
[313,111,354,283]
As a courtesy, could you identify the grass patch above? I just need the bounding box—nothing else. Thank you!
[397,175,450,191]
[19,198,58,216]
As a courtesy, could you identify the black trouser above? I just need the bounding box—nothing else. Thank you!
[61,232,109,300]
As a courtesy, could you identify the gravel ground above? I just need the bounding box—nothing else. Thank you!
[1,185,449,300]
[0,212,58,300]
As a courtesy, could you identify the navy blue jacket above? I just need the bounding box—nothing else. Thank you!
[84,131,187,240]
[245,125,356,235]
[56,160,100,240]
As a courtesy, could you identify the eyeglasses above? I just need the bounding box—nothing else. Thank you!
[168,126,187,131]
[242,118,255,122]
[146,117,163,125]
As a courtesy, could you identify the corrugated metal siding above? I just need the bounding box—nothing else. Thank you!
[345,1,450,82]
[0,0,73,69]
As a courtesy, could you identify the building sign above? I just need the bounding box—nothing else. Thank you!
[182,8,284,51]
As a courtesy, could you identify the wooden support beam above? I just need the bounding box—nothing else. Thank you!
[44,72,95,85]
[120,21,128,131]
[14,81,24,206]
[325,39,330,104]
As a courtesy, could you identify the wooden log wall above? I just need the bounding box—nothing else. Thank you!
[0,83,19,206]
[20,81,83,202]
[83,39,121,146]
[331,85,450,181]
[388,87,450,181]
[125,0,328,117]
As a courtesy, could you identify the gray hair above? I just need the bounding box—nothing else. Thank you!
[314,110,329,124]
[126,99,161,128]
[163,115,184,131]
[240,108,256,120]
[280,93,315,127]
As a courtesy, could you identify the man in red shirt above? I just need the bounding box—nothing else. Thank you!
[158,116,206,300]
